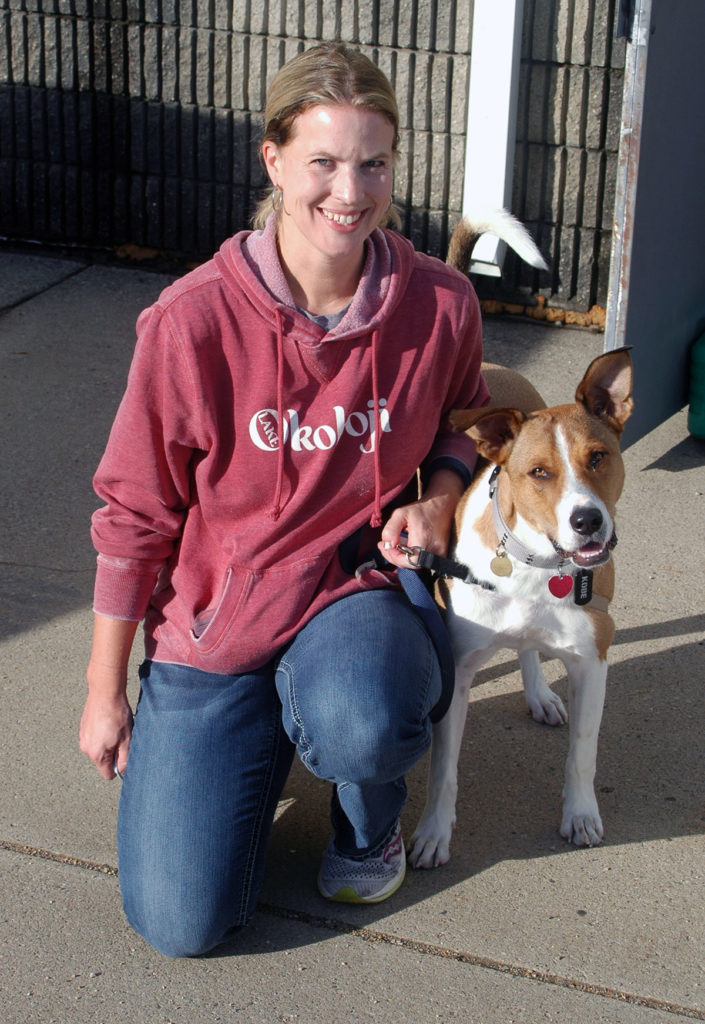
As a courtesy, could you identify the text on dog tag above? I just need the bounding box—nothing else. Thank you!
[573,569,593,605]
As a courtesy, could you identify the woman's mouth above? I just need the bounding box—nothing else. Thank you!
[320,209,364,227]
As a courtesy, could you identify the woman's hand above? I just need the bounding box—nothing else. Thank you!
[79,688,133,780]
[378,468,465,569]
[79,614,139,779]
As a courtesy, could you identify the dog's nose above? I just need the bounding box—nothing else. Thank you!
[570,506,603,536]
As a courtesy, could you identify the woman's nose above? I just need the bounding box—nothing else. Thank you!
[332,165,364,203]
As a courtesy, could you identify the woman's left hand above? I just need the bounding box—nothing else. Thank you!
[378,469,466,569]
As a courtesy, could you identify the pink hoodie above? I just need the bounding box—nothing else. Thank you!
[91,216,489,673]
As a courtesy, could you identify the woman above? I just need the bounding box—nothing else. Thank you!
[79,42,489,957]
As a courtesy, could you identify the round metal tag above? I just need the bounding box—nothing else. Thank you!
[490,554,513,577]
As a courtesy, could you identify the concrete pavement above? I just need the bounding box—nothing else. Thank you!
[1,247,704,1023]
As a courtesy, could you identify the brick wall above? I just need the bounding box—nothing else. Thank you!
[506,0,627,309]
[0,0,625,310]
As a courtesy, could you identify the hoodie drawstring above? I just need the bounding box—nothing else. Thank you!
[369,328,383,529]
[270,315,384,528]
[271,308,285,520]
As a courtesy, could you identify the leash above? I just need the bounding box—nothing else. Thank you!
[355,530,466,723]
[349,530,494,723]
[397,544,495,591]
[395,566,456,723]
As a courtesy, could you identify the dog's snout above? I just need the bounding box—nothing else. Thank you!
[570,506,603,536]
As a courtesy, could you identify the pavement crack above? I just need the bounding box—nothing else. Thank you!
[3,840,702,1019]
[259,902,705,1021]
[1,839,118,876]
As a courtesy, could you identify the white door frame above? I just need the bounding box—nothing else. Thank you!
[462,0,525,276]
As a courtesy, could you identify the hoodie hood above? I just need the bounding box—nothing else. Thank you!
[214,212,416,345]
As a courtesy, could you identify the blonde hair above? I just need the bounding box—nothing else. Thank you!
[253,43,401,230]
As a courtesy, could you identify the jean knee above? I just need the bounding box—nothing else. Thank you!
[123,895,240,958]
[278,591,441,784]
[305,702,432,784]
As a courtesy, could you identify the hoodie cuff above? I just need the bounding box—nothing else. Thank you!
[92,554,161,622]
[420,455,474,492]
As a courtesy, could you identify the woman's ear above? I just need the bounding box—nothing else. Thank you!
[261,140,280,186]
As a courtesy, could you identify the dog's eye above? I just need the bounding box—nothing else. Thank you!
[530,466,549,479]
[588,450,608,470]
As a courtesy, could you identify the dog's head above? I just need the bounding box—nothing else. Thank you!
[466,349,633,568]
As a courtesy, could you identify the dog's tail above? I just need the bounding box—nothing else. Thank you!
[447,209,548,274]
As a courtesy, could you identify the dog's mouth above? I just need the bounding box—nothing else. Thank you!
[572,542,612,567]
[554,540,612,568]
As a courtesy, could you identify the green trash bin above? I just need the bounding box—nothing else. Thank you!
[687,333,705,440]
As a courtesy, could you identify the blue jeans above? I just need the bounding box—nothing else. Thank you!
[117,590,441,957]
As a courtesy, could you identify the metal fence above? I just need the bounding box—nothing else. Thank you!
[0,0,626,310]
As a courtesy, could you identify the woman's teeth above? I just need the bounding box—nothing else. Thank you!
[322,210,361,226]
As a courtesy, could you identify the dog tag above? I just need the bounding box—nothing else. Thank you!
[574,568,593,606]
[490,552,513,577]
[548,574,573,598]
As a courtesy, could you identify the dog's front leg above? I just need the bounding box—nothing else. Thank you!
[560,656,607,846]
[408,660,479,869]
[520,649,568,725]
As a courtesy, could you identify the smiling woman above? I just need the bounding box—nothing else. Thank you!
[81,41,491,956]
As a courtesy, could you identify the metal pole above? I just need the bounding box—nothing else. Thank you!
[604,0,653,351]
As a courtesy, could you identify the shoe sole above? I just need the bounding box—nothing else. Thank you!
[317,859,406,904]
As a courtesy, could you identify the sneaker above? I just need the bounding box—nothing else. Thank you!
[317,820,406,904]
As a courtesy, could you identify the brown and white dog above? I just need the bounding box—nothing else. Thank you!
[408,346,634,869]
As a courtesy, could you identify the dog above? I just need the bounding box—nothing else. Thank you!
[407,347,634,869]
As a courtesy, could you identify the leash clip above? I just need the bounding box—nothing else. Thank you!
[397,543,422,568]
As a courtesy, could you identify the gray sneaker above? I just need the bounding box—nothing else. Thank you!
[317,820,406,904]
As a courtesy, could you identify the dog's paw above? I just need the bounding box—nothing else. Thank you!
[407,834,451,869]
[560,809,604,847]
[407,815,454,869]
[520,654,568,726]
[527,688,568,726]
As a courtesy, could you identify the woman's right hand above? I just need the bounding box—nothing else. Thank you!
[79,688,133,780]
[80,614,139,779]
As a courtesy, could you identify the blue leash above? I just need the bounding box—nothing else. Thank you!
[397,566,455,724]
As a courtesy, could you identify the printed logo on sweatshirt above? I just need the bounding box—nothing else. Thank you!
[249,400,391,454]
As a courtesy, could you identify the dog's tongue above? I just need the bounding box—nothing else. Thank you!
[573,542,609,567]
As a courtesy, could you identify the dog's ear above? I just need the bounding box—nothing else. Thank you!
[466,408,527,463]
[449,407,494,432]
[576,348,634,434]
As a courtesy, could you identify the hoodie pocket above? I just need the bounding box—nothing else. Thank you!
[189,556,327,658]
[190,568,253,652]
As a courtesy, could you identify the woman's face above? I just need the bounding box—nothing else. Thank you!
[262,103,395,270]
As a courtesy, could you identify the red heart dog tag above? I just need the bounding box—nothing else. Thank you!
[548,574,573,598]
